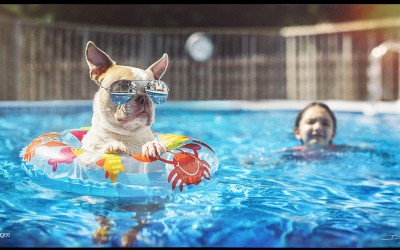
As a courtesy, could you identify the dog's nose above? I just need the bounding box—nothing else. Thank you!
[135,93,150,106]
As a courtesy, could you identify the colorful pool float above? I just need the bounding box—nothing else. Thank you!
[20,127,219,197]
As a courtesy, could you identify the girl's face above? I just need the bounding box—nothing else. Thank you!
[294,106,335,148]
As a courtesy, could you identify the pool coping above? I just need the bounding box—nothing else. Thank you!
[0,99,399,114]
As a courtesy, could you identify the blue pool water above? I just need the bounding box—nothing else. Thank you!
[1,100,400,247]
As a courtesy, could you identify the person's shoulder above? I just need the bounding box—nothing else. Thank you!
[276,145,304,152]
[332,144,390,156]
[332,144,372,152]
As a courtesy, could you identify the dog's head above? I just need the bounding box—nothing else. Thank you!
[85,41,169,130]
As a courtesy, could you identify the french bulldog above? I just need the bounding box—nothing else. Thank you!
[81,41,168,158]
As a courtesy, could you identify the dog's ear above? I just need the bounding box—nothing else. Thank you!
[85,41,115,83]
[147,53,169,80]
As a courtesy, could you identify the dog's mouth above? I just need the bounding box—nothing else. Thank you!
[115,113,150,126]
[111,94,154,127]
[115,109,151,126]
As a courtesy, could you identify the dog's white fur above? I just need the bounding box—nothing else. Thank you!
[81,41,167,158]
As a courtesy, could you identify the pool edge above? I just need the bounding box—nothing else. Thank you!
[0,99,399,114]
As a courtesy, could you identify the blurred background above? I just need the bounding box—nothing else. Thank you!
[2,4,400,28]
[1,4,400,102]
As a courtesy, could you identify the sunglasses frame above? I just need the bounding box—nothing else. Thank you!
[100,79,169,105]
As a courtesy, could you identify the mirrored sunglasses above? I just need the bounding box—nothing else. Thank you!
[101,80,169,105]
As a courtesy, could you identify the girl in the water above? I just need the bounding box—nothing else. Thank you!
[293,102,336,151]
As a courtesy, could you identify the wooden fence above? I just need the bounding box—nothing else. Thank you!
[1,15,400,101]
[282,18,400,101]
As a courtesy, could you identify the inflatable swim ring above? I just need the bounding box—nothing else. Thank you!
[20,127,219,197]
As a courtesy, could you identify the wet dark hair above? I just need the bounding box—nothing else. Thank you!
[294,102,337,143]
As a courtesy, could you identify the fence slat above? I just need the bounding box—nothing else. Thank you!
[1,15,400,101]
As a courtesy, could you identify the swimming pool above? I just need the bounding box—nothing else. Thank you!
[1,100,400,247]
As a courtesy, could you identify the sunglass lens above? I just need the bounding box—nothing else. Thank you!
[109,93,134,105]
[110,80,137,93]
[145,81,169,104]
[146,90,168,104]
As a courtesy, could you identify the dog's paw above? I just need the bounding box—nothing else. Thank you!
[102,141,129,154]
[76,152,100,167]
[142,139,167,158]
